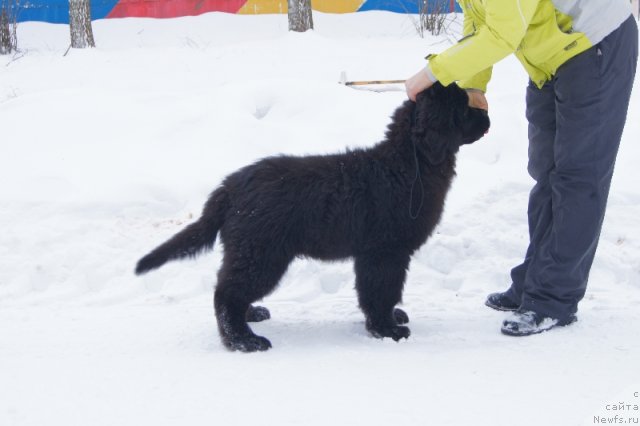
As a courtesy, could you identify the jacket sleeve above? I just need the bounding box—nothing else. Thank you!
[456,7,493,92]
[429,0,539,92]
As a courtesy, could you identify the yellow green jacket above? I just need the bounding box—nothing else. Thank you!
[428,0,632,91]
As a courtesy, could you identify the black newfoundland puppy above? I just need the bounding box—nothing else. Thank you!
[136,83,490,352]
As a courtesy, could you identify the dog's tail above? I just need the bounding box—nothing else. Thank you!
[135,187,229,275]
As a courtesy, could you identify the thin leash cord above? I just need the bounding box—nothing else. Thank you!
[409,106,425,220]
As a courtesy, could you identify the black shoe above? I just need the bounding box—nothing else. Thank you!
[501,309,577,337]
[485,292,519,312]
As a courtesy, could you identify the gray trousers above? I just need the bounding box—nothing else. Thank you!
[505,16,638,320]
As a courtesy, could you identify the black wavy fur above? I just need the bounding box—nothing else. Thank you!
[136,82,490,352]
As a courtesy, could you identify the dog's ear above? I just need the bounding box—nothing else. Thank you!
[414,83,467,165]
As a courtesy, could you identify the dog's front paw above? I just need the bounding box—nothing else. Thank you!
[393,308,409,325]
[367,322,411,342]
[224,334,272,353]
[246,305,271,322]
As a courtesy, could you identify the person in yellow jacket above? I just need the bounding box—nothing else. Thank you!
[406,0,638,336]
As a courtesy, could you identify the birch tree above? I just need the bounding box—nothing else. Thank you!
[0,0,18,54]
[69,0,95,48]
[288,0,313,32]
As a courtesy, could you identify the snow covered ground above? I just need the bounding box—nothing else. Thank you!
[1,12,639,426]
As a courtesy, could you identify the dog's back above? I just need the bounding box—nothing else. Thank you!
[219,133,438,262]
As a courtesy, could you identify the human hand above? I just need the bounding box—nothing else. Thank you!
[405,68,434,102]
[466,89,488,111]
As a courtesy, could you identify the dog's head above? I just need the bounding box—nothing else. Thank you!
[413,82,490,164]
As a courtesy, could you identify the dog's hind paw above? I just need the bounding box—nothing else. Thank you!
[225,335,272,353]
[387,325,411,341]
[246,305,271,322]
[367,323,411,342]
[393,308,409,325]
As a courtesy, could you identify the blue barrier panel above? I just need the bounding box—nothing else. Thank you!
[16,0,119,23]
[359,0,462,13]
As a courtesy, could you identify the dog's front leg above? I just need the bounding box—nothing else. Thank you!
[354,251,411,341]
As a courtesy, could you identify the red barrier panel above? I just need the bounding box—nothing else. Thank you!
[107,0,247,18]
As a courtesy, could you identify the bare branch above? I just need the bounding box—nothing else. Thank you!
[409,0,457,38]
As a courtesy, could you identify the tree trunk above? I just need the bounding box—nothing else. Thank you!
[69,0,95,48]
[0,0,18,55]
[287,0,313,32]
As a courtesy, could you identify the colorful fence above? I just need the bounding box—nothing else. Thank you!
[15,0,461,23]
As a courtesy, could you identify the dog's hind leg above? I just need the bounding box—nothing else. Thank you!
[354,251,412,341]
[214,251,291,352]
